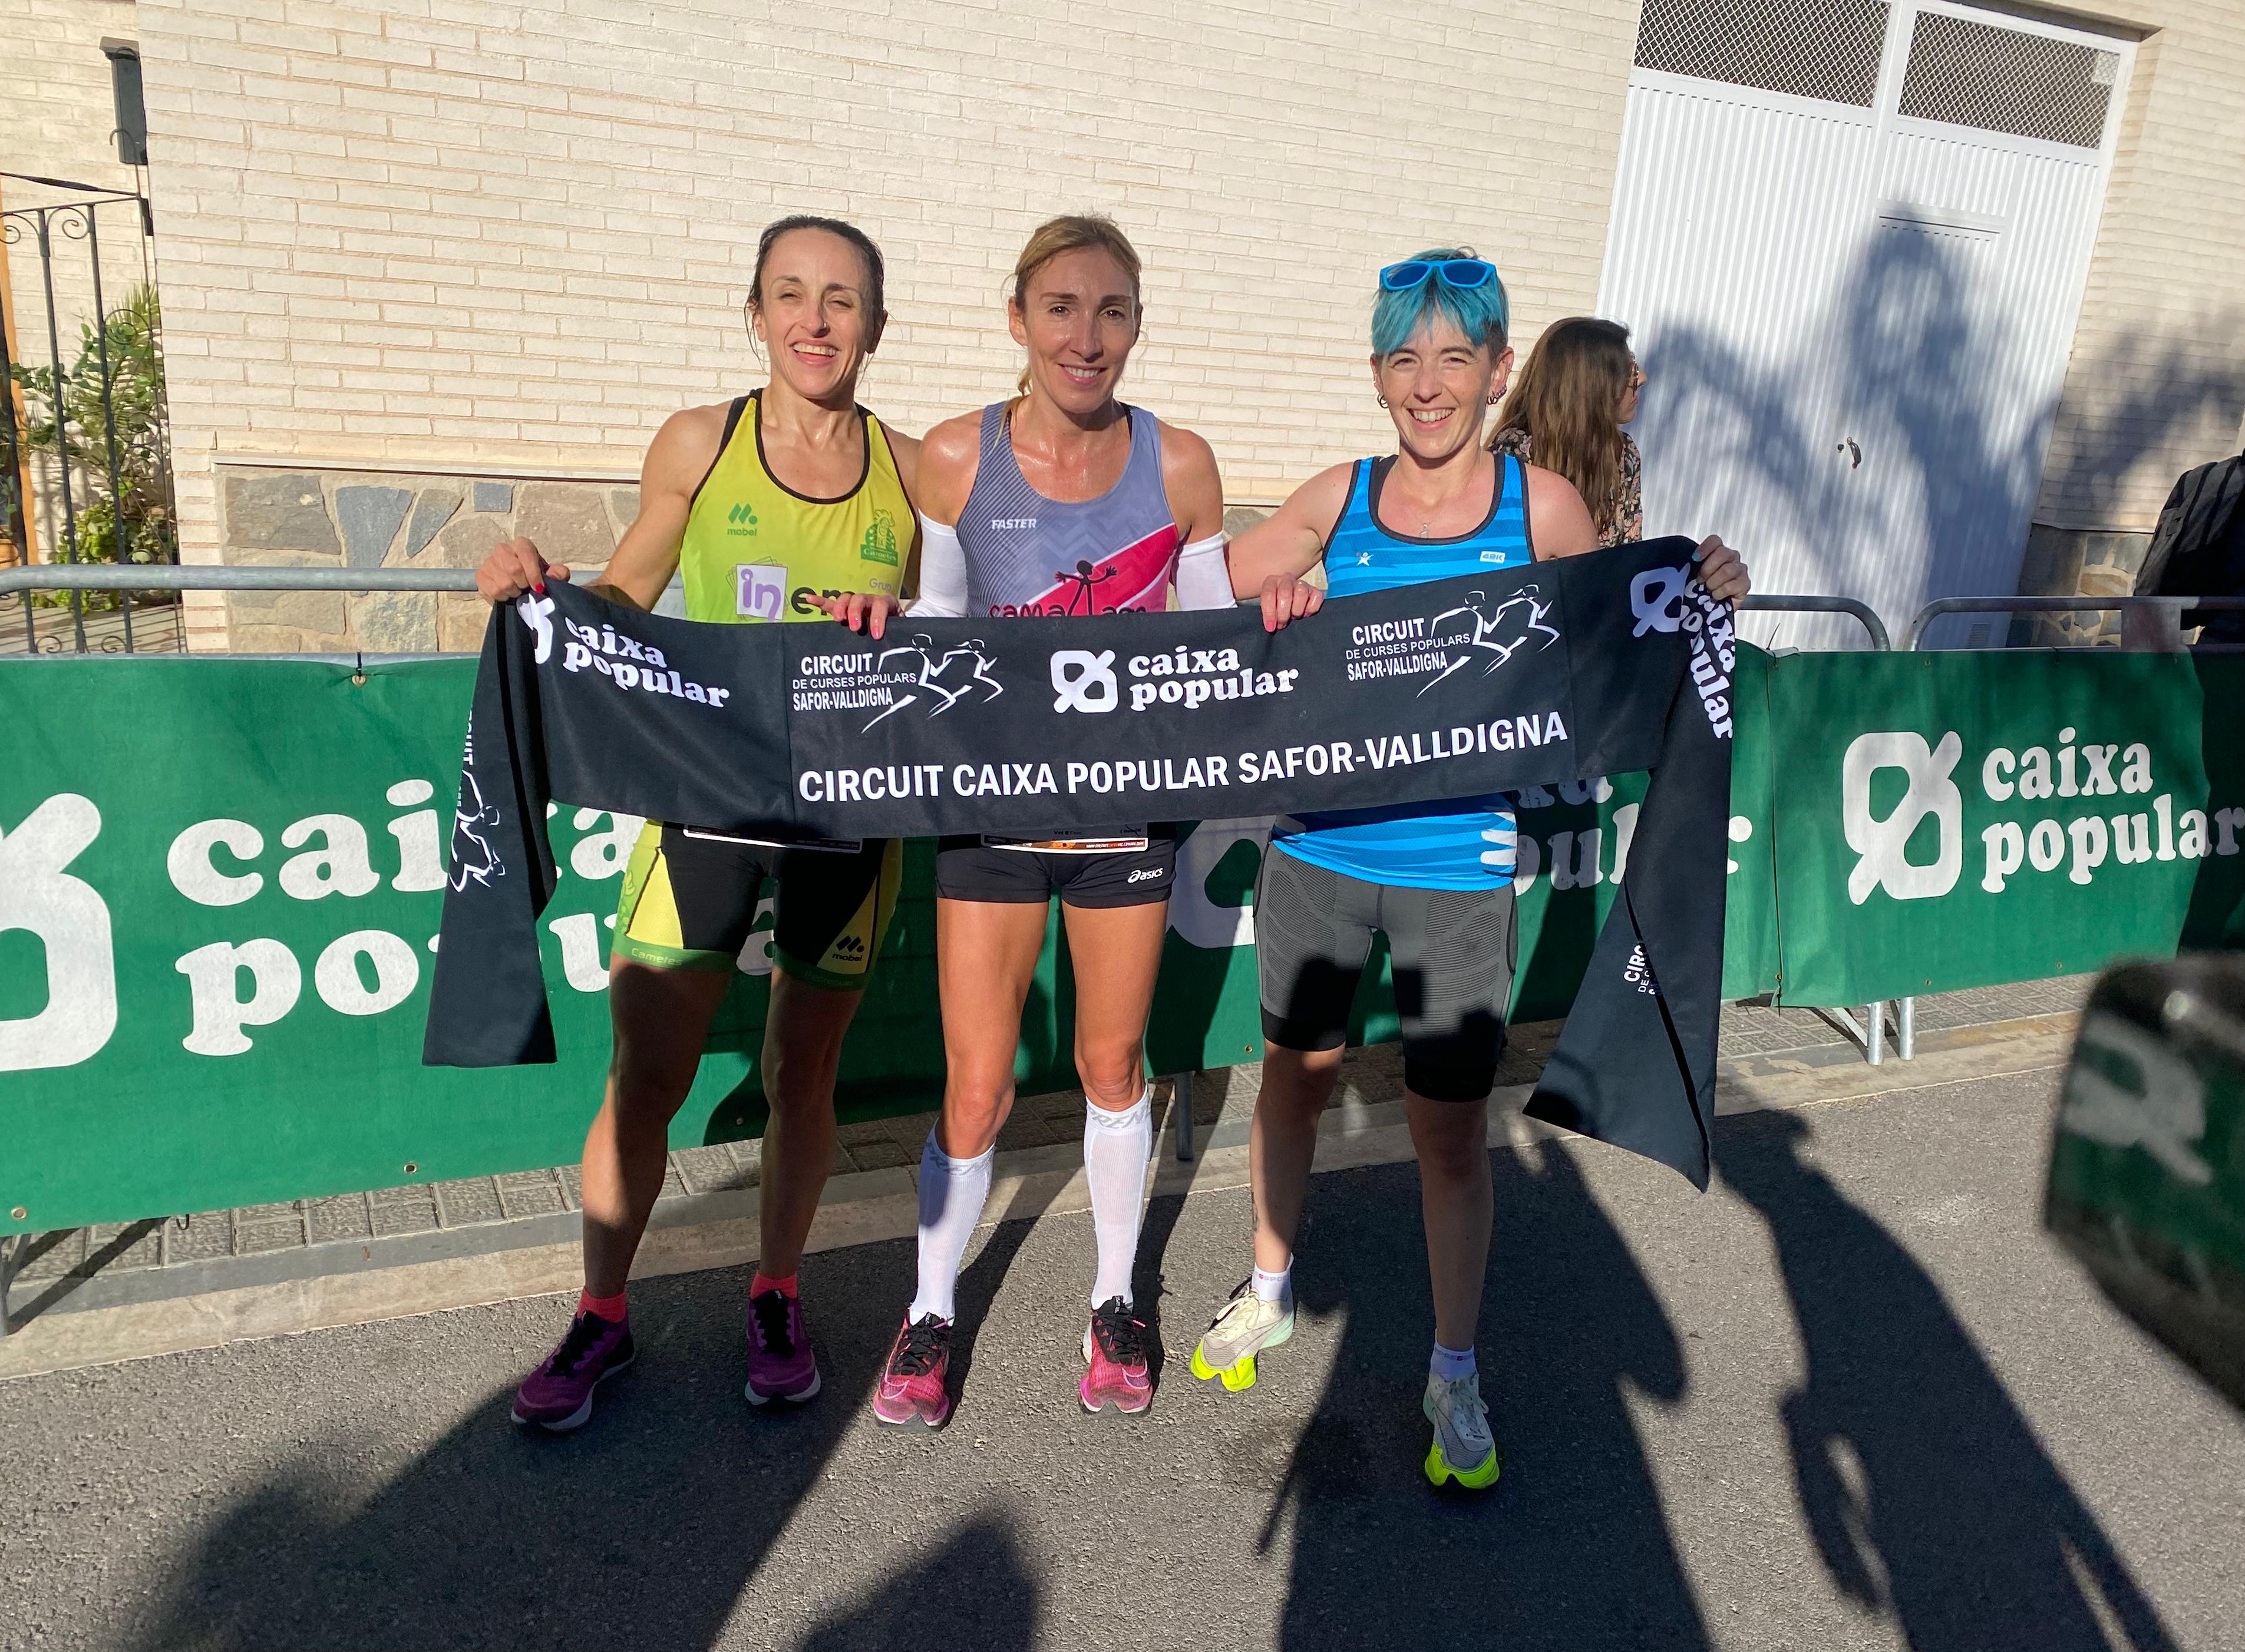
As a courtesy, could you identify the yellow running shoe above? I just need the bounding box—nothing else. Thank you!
[1422,1373,1501,1489]
[1188,1277,1294,1392]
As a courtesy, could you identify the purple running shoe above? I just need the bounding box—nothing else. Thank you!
[744,1287,821,1405]
[511,1310,635,1432]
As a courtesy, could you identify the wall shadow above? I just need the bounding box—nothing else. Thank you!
[1274,1145,1707,1651]
[1637,226,2243,652]
[1720,1108,2177,1652]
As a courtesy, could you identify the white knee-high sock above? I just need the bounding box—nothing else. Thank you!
[909,1132,993,1324]
[1084,1088,1153,1309]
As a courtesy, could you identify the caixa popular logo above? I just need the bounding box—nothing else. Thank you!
[1049,645,1300,713]
[516,593,735,708]
[1843,731,1963,903]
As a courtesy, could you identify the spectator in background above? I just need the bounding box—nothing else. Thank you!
[2134,447,2245,644]
[1488,316,1645,548]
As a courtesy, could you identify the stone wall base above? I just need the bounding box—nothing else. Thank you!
[213,466,637,653]
[2007,521,2155,648]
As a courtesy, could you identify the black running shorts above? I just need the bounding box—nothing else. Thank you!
[934,832,1176,909]
[1253,843,1518,1102]
[611,822,901,989]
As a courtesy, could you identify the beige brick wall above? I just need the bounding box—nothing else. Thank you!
[131,0,1639,644]
[2036,0,2245,535]
[6,0,153,559]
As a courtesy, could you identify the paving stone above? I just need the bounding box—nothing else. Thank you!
[400,487,462,560]
[473,481,513,514]
[434,1178,504,1227]
[85,1221,164,1271]
[11,1228,87,1281]
[494,1171,567,1218]
[673,1145,745,1195]
[305,1195,372,1245]
[231,1219,303,1256]
[335,485,413,568]
[224,472,339,557]
[368,1185,440,1237]
[164,1212,232,1265]
[844,1136,915,1171]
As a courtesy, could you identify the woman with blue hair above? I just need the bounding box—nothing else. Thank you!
[1190,249,1748,1489]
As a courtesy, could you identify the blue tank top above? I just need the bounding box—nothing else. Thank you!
[1270,452,1534,891]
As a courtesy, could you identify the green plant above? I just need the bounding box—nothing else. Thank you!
[11,283,175,607]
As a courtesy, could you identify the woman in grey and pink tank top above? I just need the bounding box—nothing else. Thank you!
[814,214,1231,1428]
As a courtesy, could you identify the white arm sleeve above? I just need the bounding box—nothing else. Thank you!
[1173,531,1234,612]
[909,513,968,617]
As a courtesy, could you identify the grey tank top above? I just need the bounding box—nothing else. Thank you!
[957,402,1183,618]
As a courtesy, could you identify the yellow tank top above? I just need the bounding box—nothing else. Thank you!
[679,389,916,624]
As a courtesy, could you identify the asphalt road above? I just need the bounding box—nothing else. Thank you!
[4,1070,2241,1652]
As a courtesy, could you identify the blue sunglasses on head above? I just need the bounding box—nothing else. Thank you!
[1378,257,1499,292]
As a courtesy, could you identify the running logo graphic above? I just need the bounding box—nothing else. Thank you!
[861,635,1004,731]
[447,722,506,893]
[1415,584,1560,696]
[1054,559,1121,615]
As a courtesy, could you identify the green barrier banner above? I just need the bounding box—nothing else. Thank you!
[1765,653,2245,1006]
[0,650,1777,1234]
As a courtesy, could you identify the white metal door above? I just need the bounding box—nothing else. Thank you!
[1596,0,2132,649]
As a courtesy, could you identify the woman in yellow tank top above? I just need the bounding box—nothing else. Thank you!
[471,216,920,1428]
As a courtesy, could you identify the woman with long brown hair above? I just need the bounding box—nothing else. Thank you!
[1487,315,1645,548]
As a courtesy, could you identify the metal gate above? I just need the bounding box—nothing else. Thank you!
[1,171,178,653]
[1597,0,2134,650]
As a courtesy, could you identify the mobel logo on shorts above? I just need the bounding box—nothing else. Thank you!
[1049,645,1300,714]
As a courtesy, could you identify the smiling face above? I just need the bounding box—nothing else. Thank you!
[750,227,883,405]
[1008,246,1141,417]
[1371,315,1513,465]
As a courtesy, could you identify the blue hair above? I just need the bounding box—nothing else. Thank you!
[1370,247,1511,359]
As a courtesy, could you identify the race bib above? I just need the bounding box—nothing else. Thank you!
[736,563,787,622]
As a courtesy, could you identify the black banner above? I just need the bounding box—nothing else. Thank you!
[425,537,1739,1186]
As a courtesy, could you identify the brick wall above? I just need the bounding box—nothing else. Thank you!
[130,0,1640,646]
[2037,0,2245,537]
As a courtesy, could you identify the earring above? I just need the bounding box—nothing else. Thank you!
[1377,396,1390,408]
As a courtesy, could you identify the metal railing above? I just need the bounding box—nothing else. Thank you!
[0,564,481,655]
[1741,593,1890,651]
[1903,594,2245,652]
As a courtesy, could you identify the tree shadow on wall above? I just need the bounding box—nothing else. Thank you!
[1273,1144,1707,1652]
[1636,225,2243,651]
[1720,1108,2177,1652]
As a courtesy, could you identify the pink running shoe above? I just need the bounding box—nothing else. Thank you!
[744,1287,821,1405]
[871,1313,953,1428]
[1080,1297,1153,1415]
[510,1310,635,1432]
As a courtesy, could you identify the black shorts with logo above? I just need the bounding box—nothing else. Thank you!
[934,831,1176,909]
[612,822,901,989]
[1253,843,1518,1102]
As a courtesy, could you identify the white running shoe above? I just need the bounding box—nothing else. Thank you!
[1188,1277,1295,1392]
[1422,1372,1500,1489]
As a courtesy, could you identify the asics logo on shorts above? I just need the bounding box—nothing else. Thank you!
[1127,866,1165,884]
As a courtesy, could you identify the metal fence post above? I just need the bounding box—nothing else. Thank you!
[1170,1072,1196,1162]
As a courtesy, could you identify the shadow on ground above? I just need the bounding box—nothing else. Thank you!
[125,1214,1046,1652]
[1272,1145,1708,1651]
[1720,1109,2177,1652]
